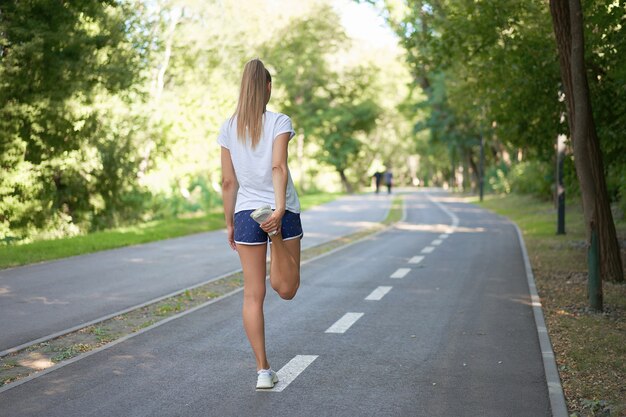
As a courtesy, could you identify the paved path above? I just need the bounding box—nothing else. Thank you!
[0,190,553,416]
[0,194,391,354]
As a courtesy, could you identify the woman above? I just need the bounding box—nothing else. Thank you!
[217,58,302,389]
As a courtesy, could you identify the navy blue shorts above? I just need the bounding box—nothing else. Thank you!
[234,210,303,245]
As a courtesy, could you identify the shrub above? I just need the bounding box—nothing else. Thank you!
[486,164,511,194]
[509,160,553,200]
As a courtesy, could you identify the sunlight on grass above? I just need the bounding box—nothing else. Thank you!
[0,192,342,269]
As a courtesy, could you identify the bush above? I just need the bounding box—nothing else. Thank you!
[509,160,553,200]
[145,175,219,220]
[486,164,511,194]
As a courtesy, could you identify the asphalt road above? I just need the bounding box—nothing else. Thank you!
[0,194,391,354]
[0,190,551,416]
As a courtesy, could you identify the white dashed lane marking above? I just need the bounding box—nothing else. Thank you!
[408,256,424,265]
[364,286,392,301]
[325,313,364,334]
[264,355,318,392]
[390,268,411,279]
[270,195,458,393]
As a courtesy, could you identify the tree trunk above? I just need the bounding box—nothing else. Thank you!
[338,169,353,194]
[550,0,624,283]
[461,150,470,191]
[467,150,480,193]
[153,8,181,101]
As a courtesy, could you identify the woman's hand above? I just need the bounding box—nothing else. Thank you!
[260,209,284,236]
[227,224,237,251]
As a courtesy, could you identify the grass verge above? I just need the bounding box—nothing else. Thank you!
[0,194,403,388]
[0,192,341,269]
[472,193,626,417]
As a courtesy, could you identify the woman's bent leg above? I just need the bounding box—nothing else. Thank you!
[238,243,270,371]
[269,236,301,300]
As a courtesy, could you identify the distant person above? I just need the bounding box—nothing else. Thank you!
[373,171,383,194]
[384,169,393,194]
[218,58,302,390]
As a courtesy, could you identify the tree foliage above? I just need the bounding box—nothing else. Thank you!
[371,0,625,206]
[0,0,156,240]
[0,0,411,242]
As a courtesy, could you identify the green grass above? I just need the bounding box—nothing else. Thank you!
[299,192,342,211]
[475,193,589,236]
[383,195,404,225]
[470,192,626,417]
[0,192,341,269]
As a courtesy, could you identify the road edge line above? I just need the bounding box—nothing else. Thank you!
[513,223,569,417]
[424,192,459,230]
[428,190,567,417]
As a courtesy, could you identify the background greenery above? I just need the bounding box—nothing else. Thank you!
[0,191,339,269]
[2,2,625,414]
[368,0,625,210]
[1,0,625,246]
[0,0,415,245]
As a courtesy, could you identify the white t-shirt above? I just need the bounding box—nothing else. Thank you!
[217,110,301,214]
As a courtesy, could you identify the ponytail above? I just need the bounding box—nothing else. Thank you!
[233,59,271,148]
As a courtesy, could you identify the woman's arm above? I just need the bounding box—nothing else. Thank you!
[220,147,238,250]
[260,132,290,234]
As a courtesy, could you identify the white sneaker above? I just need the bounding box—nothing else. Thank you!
[250,205,273,225]
[256,368,278,389]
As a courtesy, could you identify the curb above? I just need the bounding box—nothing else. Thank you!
[1,196,396,358]
[0,267,244,358]
[0,196,404,394]
[513,223,569,417]
[430,191,568,417]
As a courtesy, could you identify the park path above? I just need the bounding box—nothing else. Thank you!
[0,193,391,355]
[0,190,559,416]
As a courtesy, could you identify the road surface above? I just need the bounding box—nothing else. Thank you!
[0,194,391,354]
[0,190,553,416]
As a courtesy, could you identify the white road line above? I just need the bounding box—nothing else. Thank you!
[365,286,392,301]
[439,233,450,239]
[426,193,460,230]
[0,196,403,393]
[431,239,443,246]
[390,268,411,279]
[408,256,424,265]
[264,355,318,393]
[325,312,364,333]
[421,246,435,254]
[513,223,568,416]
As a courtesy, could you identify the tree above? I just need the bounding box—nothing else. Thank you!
[262,5,383,193]
[317,68,381,193]
[549,0,624,298]
[0,0,154,237]
[367,0,564,194]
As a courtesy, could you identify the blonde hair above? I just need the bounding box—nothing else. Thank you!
[233,59,271,149]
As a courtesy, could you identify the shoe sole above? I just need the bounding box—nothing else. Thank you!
[250,208,273,224]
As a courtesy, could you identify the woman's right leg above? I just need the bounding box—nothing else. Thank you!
[238,243,270,371]
[268,236,301,300]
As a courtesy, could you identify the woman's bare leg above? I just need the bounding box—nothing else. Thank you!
[269,236,301,300]
[238,243,271,371]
